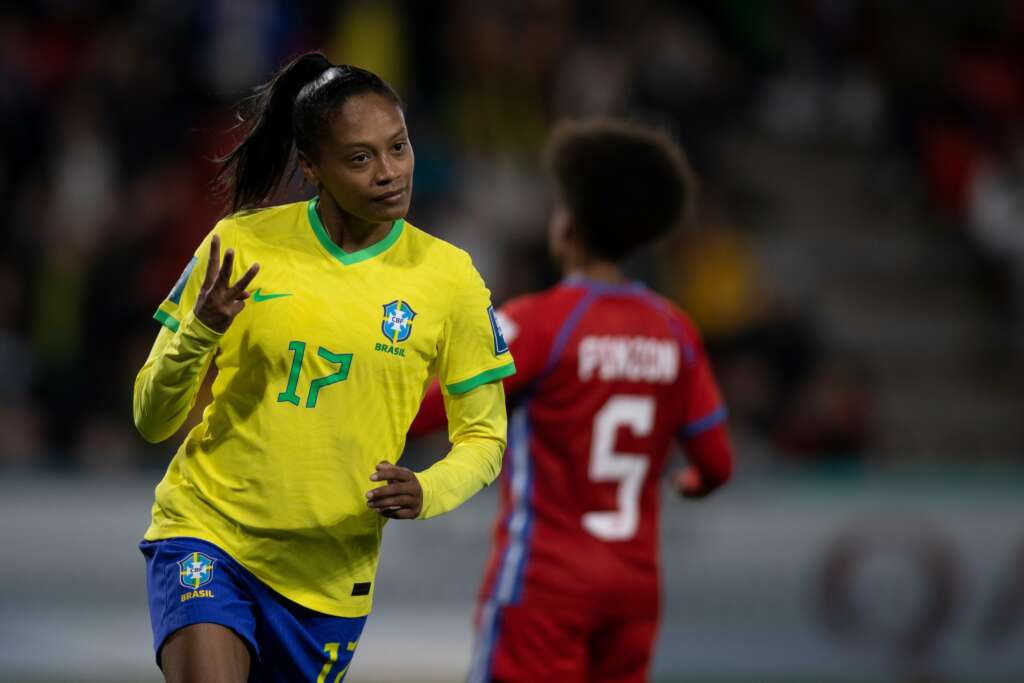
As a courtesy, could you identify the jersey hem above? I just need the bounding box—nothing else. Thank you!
[153,309,180,333]
[143,525,374,618]
[446,362,516,395]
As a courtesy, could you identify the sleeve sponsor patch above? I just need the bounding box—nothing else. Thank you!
[488,305,510,355]
[168,256,198,305]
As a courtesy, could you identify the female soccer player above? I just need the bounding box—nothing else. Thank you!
[411,119,735,683]
[133,52,515,682]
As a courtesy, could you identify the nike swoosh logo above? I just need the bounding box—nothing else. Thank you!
[252,288,293,302]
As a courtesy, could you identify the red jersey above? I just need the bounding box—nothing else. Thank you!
[482,278,726,619]
[412,278,729,621]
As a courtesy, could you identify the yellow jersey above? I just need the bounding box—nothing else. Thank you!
[134,197,515,616]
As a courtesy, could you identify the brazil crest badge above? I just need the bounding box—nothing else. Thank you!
[382,300,416,344]
[178,551,216,590]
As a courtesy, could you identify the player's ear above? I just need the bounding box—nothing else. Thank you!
[297,150,320,188]
[562,211,586,249]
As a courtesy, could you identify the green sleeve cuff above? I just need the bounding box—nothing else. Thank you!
[445,362,516,395]
[153,308,223,344]
[153,309,180,333]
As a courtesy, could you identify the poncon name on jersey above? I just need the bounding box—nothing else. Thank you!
[578,336,679,383]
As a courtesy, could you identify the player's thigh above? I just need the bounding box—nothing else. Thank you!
[252,602,367,683]
[476,600,590,683]
[140,538,261,674]
[161,623,250,683]
[589,616,658,683]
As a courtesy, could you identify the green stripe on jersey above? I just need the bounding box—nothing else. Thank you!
[153,309,180,333]
[446,362,516,395]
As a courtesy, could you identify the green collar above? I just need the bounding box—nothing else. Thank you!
[307,196,404,266]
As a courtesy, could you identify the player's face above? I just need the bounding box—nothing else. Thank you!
[306,92,414,225]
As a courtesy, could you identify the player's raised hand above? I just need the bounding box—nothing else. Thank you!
[194,234,260,333]
[366,461,423,519]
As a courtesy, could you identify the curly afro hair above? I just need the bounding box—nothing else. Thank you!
[543,118,696,261]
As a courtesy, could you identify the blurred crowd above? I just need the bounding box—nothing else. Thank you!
[0,0,1020,471]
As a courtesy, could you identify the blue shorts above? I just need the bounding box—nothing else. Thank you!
[140,537,366,683]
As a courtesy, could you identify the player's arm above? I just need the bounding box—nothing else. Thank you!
[674,316,734,498]
[370,253,515,518]
[133,313,219,443]
[676,421,733,498]
[369,380,508,519]
[133,233,258,443]
[408,300,540,436]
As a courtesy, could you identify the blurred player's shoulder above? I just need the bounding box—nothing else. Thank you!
[625,287,706,353]
[529,279,707,350]
[501,282,582,323]
[496,282,598,350]
[655,295,706,344]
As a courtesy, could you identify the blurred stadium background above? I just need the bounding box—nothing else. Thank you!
[1,1,1022,681]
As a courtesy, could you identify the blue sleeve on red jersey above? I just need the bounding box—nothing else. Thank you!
[680,405,728,439]
[674,313,727,441]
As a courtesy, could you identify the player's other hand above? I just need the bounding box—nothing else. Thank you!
[367,461,423,519]
[675,466,709,499]
[194,234,260,333]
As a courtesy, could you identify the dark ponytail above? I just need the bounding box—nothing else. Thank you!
[215,51,403,215]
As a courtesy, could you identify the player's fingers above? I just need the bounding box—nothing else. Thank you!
[202,235,220,290]
[370,493,417,507]
[371,462,410,482]
[227,263,260,298]
[367,494,417,509]
[367,479,418,498]
[369,461,391,481]
[216,249,235,290]
[381,466,413,482]
[377,506,417,520]
[366,484,399,500]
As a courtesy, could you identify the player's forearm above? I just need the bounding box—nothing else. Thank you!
[417,435,504,518]
[133,312,220,443]
[417,381,507,519]
[683,425,734,493]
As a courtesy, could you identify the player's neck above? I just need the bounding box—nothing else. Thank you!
[565,259,627,285]
[317,195,393,254]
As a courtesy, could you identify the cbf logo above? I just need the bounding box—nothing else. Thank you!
[178,552,215,589]
[382,300,416,344]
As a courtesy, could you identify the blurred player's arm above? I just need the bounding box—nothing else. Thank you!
[677,422,734,498]
[416,380,508,519]
[133,312,220,443]
[675,314,734,498]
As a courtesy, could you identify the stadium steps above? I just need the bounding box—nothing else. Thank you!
[719,133,1021,457]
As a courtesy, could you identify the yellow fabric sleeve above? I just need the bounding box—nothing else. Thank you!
[417,380,507,519]
[133,310,222,443]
